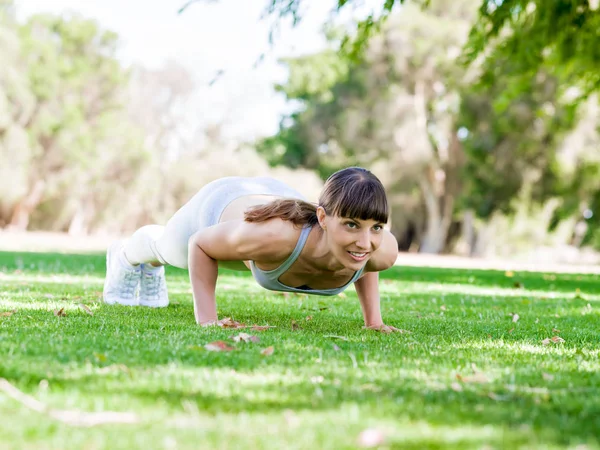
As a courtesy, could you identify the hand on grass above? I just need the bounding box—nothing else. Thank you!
[363,324,407,334]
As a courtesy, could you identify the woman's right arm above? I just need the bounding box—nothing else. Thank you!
[188,219,294,325]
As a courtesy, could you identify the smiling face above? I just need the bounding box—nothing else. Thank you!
[315,167,389,269]
[317,208,385,269]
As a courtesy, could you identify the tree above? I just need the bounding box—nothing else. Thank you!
[259,0,479,253]
[5,13,135,231]
[464,0,600,104]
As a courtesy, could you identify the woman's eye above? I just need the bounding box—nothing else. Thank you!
[346,222,358,229]
[373,225,383,232]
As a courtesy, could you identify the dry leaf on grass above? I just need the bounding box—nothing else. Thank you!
[357,429,386,448]
[542,372,555,381]
[78,304,94,316]
[512,313,520,323]
[542,336,565,345]
[450,382,463,392]
[231,333,259,343]
[552,328,560,333]
[218,318,246,329]
[251,325,276,332]
[53,308,66,317]
[204,341,235,352]
[0,310,16,317]
[324,335,349,341]
[456,373,489,384]
[291,320,301,331]
[261,346,274,356]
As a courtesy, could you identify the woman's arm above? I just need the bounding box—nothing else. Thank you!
[188,219,295,325]
[354,271,384,327]
[354,229,401,332]
[187,238,219,324]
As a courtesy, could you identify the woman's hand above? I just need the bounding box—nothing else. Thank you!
[362,324,408,333]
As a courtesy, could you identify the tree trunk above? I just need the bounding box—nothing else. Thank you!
[418,168,451,254]
[7,179,46,231]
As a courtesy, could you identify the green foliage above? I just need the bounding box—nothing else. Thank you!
[458,64,578,218]
[1,250,600,448]
[464,0,600,101]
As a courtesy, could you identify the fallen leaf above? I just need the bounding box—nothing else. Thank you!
[456,373,489,383]
[251,325,276,332]
[0,310,16,317]
[323,335,349,341]
[505,270,514,277]
[77,304,94,316]
[512,313,520,323]
[551,336,565,343]
[357,428,386,448]
[552,328,560,333]
[53,308,66,317]
[440,305,447,311]
[508,328,515,333]
[231,333,259,343]
[541,338,551,345]
[450,382,463,392]
[291,320,301,331]
[542,372,554,381]
[513,281,523,288]
[204,341,235,352]
[218,318,246,329]
[305,315,313,321]
[261,346,274,356]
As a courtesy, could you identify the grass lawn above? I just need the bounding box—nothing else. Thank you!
[0,250,599,450]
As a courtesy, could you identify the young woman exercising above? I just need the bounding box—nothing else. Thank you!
[103,167,401,332]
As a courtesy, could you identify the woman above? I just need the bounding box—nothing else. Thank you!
[103,167,401,332]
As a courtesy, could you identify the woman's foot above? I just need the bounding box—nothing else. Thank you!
[103,241,141,306]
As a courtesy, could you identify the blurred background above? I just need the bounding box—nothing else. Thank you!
[0,0,599,265]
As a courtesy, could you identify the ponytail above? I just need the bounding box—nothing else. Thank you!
[244,199,319,227]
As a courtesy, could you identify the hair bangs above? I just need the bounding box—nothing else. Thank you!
[330,180,389,224]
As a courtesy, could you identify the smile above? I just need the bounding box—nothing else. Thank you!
[348,251,368,261]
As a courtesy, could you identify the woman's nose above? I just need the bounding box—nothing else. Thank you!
[356,231,370,249]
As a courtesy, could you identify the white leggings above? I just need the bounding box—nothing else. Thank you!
[123,176,305,269]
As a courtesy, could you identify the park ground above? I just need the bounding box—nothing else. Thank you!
[0,231,598,449]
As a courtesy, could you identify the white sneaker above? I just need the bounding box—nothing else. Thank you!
[139,264,169,308]
[103,241,141,306]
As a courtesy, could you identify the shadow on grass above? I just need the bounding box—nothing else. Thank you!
[2,251,598,294]
[2,349,599,448]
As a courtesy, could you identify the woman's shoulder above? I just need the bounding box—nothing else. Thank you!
[366,230,398,272]
[233,218,304,262]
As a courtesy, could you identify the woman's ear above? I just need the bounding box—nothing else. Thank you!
[316,206,327,230]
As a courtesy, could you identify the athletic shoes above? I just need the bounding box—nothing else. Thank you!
[139,264,169,308]
[103,240,141,306]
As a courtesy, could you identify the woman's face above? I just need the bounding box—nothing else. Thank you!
[317,207,386,270]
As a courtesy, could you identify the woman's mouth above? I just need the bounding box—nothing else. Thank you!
[348,251,368,262]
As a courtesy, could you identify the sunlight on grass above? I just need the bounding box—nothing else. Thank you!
[1,251,599,449]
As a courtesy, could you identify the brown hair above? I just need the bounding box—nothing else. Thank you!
[244,167,389,226]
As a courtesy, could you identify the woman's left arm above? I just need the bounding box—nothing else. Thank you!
[354,271,384,327]
[354,230,403,333]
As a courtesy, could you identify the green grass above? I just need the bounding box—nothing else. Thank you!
[0,250,599,449]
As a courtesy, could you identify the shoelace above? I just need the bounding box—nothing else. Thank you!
[142,272,163,300]
[120,270,140,299]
